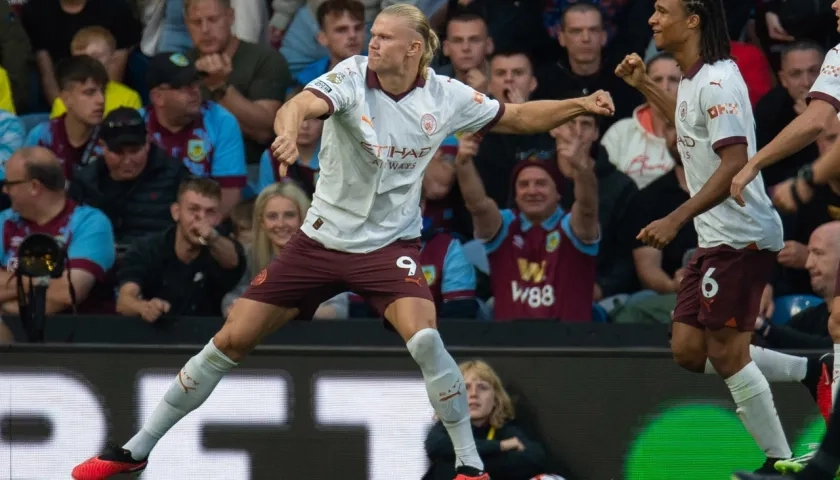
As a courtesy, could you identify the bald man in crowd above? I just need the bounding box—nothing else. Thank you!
[755,221,840,349]
[0,147,114,324]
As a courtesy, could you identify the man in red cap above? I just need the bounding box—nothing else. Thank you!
[454,126,599,321]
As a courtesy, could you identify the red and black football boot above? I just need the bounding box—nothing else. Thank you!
[71,444,147,480]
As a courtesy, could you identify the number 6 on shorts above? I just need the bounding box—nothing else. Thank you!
[702,267,719,299]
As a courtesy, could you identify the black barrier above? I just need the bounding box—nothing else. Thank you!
[1,315,674,347]
[0,345,826,480]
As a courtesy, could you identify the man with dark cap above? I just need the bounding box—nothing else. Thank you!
[141,52,246,218]
[454,128,600,321]
[70,107,192,248]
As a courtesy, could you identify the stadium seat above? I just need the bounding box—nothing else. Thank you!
[461,239,489,275]
[771,294,824,326]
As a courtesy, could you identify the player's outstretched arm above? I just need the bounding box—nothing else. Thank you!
[273,90,331,137]
[750,100,836,175]
[452,134,503,241]
[272,90,331,175]
[491,90,615,135]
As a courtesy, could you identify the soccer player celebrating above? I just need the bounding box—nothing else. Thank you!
[70,4,615,480]
[614,0,791,473]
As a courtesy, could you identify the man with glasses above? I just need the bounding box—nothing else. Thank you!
[24,56,106,181]
[142,52,247,218]
[0,147,115,316]
[70,108,191,248]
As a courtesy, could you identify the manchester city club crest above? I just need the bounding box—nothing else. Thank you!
[678,101,688,122]
[187,139,207,163]
[546,230,560,253]
[421,114,437,135]
[422,265,437,286]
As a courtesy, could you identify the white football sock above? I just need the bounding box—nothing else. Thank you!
[407,328,483,471]
[704,346,807,382]
[833,344,840,405]
[123,339,237,460]
[726,361,792,459]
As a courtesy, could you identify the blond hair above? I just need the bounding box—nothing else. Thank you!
[380,4,440,78]
[71,26,116,53]
[459,360,515,429]
[251,182,311,276]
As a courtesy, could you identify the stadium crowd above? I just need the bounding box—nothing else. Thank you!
[0,0,838,340]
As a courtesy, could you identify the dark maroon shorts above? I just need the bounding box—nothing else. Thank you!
[672,244,777,332]
[240,231,434,320]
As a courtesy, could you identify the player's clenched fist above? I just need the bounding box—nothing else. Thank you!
[615,53,647,88]
[637,215,681,250]
[272,132,298,177]
[583,89,615,116]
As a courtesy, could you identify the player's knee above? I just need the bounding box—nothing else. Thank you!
[671,340,706,373]
[406,328,445,370]
[212,329,257,362]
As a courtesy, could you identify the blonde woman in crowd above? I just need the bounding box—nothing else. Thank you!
[424,360,550,480]
[222,182,348,318]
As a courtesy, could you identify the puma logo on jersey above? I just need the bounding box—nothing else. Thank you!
[709,80,723,88]
[361,115,374,128]
[404,276,423,286]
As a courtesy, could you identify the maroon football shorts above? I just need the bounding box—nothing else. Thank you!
[672,244,777,331]
[241,231,434,320]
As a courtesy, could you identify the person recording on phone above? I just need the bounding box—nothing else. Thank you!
[116,178,245,322]
[0,147,115,316]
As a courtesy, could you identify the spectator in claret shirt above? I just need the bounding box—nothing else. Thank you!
[25,55,106,181]
[456,129,599,322]
[142,52,247,218]
[0,147,115,315]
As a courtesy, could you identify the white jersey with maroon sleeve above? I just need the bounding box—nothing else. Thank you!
[808,43,840,114]
[300,56,504,253]
[674,59,783,250]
